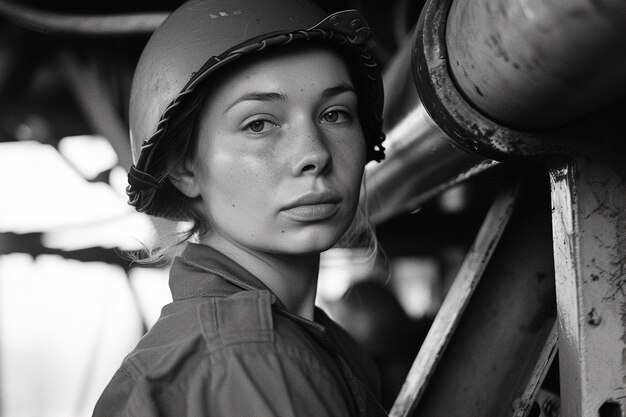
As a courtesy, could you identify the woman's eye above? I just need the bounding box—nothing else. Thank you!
[243,119,277,135]
[320,110,350,124]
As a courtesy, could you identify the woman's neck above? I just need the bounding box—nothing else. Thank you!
[198,234,320,320]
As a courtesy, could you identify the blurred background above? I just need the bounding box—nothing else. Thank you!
[0,0,514,414]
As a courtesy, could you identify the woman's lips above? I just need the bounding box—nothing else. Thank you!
[282,203,340,221]
[281,191,342,221]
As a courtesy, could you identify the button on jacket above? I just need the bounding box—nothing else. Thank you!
[93,243,387,416]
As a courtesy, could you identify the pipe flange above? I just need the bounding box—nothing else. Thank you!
[412,0,581,163]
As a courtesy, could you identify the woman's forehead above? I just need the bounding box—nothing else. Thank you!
[209,46,354,102]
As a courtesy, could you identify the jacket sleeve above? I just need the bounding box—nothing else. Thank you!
[94,347,354,417]
[92,366,163,417]
[199,348,354,417]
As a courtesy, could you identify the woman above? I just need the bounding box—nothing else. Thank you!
[94,0,387,415]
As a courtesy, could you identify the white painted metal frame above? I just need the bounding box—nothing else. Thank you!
[550,149,626,416]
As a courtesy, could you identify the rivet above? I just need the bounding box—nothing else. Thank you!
[586,308,602,326]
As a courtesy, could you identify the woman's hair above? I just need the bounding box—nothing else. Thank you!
[335,179,382,268]
[129,42,382,266]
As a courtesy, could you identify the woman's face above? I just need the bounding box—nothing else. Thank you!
[180,47,367,255]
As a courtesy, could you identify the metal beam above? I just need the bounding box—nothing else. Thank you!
[390,183,520,416]
[391,177,558,416]
[511,321,558,417]
[549,117,626,416]
[58,52,132,171]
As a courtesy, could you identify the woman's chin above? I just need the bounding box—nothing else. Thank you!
[265,228,346,255]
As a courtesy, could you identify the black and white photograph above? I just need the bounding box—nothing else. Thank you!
[0,0,624,415]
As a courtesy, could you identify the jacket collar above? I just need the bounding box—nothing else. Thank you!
[169,243,273,301]
[169,243,333,338]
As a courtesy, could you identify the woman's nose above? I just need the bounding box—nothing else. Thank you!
[291,122,332,176]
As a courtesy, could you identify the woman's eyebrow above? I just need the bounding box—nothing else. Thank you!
[321,83,356,99]
[223,92,288,114]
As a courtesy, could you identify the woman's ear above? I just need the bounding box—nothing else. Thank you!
[168,158,202,199]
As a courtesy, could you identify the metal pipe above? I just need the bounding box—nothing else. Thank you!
[365,104,496,225]
[365,29,497,225]
[446,0,626,130]
[412,0,610,162]
[0,0,166,36]
[367,0,596,222]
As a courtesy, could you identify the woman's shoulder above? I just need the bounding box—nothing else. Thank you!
[122,289,349,383]
[126,289,275,369]
[93,290,351,417]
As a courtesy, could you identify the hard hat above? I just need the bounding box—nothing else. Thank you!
[127,0,385,219]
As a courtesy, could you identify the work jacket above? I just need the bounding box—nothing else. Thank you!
[93,243,387,416]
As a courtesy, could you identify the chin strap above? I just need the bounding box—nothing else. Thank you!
[127,165,160,213]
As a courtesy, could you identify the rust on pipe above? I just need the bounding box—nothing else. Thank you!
[413,0,597,162]
[446,0,626,130]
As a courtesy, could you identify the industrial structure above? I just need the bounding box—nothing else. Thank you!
[0,0,624,415]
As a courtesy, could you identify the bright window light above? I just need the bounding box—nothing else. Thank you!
[0,254,143,417]
[58,135,118,180]
[391,256,441,318]
[317,248,379,305]
[42,212,157,251]
[109,165,131,197]
[0,141,130,234]
[129,267,173,328]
